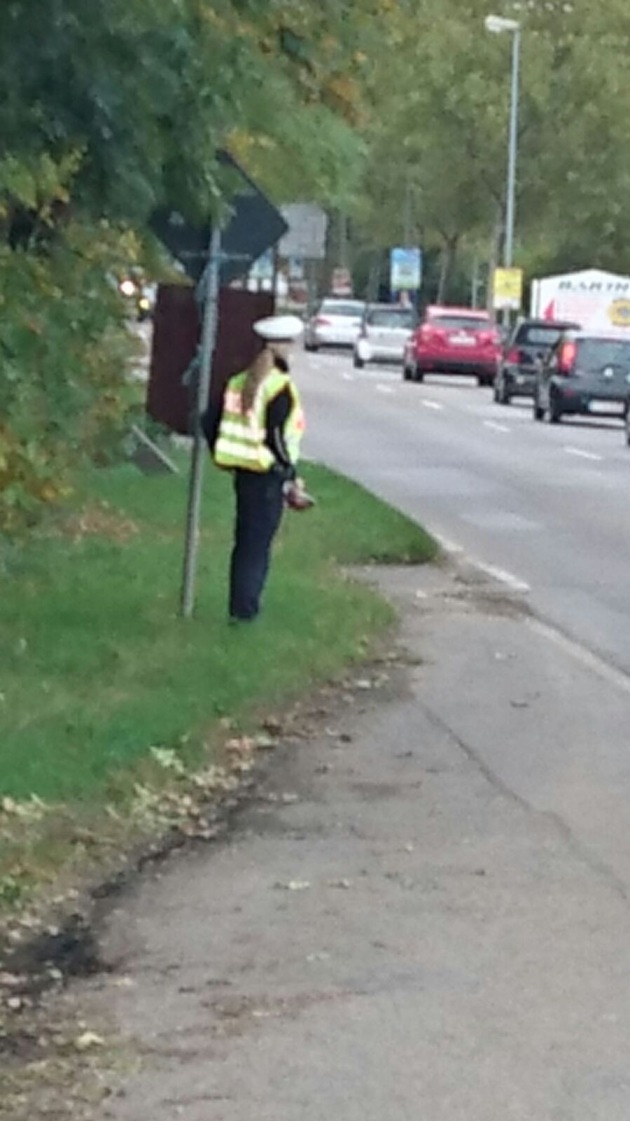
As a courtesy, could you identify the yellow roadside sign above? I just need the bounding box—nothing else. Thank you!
[493,267,523,311]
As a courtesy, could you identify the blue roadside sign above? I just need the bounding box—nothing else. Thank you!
[390,247,423,292]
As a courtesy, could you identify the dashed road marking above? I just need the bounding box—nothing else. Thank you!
[342,372,355,382]
[564,447,603,462]
[422,400,444,411]
[484,420,511,433]
[376,384,394,395]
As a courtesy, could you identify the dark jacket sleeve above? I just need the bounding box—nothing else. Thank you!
[265,387,296,479]
[201,399,223,453]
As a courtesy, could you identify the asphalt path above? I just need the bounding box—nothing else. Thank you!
[298,348,630,673]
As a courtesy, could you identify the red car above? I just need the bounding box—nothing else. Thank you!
[403,306,502,387]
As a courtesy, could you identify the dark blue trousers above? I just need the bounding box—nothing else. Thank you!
[229,470,285,620]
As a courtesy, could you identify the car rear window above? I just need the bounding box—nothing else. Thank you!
[367,309,415,328]
[516,325,565,347]
[320,301,364,318]
[429,315,490,331]
[577,338,630,370]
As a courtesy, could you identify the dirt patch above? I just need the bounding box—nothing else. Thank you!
[56,501,140,544]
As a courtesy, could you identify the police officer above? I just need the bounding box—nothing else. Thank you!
[205,315,306,623]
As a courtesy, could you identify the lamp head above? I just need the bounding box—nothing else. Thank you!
[485,14,520,33]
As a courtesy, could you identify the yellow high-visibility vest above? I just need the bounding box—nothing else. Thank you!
[213,368,305,472]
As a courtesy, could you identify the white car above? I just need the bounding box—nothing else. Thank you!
[354,304,417,368]
[304,299,365,351]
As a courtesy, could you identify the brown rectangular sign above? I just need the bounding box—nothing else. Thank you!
[146,286,274,435]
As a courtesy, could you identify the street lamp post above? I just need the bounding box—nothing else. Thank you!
[485,15,521,272]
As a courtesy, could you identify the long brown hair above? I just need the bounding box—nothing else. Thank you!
[241,346,273,413]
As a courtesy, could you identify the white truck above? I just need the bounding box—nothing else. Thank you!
[530,268,630,331]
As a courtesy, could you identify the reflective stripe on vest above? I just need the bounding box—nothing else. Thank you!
[213,369,304,472]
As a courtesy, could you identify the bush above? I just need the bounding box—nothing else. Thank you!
[0,222,140,533]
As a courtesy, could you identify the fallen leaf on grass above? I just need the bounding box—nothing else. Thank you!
[225,735,254,752]
[230,758,255,775]
[1,795,47,822]
[179,823,220,841]
[150,747,187,775]
[110,976,136,990]
[74,1031,105,1052]
[0,972,26,989]
[262,717,284,736]
[254,734,276,751]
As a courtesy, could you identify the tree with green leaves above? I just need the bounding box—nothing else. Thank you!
[0,0,396,531]
[357,0,630,300]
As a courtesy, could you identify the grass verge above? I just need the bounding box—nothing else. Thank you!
[0,455,436,912]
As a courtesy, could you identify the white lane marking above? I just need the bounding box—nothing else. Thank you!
[342,372,355,382]
[422,400,444,411]
[484,420,511,434]
[564,446,603,462]
[376,383,394,395]
[433,533,464,556]
[433,533,530,592]
[528,618,630,697]
[474,562,531,594]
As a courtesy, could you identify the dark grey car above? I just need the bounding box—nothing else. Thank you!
[495,318,579,404]
[533,330,630,424]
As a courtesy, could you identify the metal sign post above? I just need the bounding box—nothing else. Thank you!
[180,226,221,619]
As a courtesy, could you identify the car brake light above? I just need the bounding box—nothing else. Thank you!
[315,316,332,326]
[507,347,521,363]
[557,341,577,374]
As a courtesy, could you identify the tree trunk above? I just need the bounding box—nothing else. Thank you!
[367,253,381,301]
[436,234,459,304]
[323,209,353,297]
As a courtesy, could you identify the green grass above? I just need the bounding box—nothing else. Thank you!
[0,458,436,807]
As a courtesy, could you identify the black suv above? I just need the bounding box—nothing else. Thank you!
[494,318,578,405]
[533,329,630,424]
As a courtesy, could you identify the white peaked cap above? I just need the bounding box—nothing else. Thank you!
[253,314,304,342]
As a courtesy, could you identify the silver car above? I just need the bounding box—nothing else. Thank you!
[354,304,417,368]
[304,299,365,351]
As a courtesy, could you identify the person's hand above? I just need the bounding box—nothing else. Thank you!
[283,479,315,511]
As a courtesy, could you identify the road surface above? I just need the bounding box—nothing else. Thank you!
[299,349,630,673]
